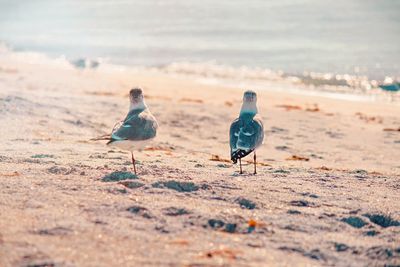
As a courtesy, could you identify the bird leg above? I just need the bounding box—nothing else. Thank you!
[131,152,137,175]
[253,151,257,175]
[239,158,243,174]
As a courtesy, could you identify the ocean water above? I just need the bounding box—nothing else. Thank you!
[0,0,399,85]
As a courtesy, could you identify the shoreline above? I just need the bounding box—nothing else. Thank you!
[1,43,399,103]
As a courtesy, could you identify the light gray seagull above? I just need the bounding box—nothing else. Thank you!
[107,88,158,175]
[229,90,264,174]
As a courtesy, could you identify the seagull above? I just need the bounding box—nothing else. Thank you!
[107,88,158,175]
[229,90,264,174]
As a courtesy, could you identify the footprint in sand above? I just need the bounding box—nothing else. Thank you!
[334,243,350,252]
[24,155,56,164]
[365,246,400,261]
[31,154,55,159]
[154,224,170,234]
[278,246,326,262]
[363,213,400,228]
[34,226,72,236]
[20,259,58,267]
[126,205,153,219]
[287,210,301,215]
[47,166,76,175]
[163,207,191,216]
[364,230,379,236]
[283,224,308,233]
[235,197,256,210]
[340,216,368,228]
[310,153,324,159]
[18,251,60,267]
[206,217,268,235]
[289,200,316,207]
[101,171,138,182]
[299,192,319,199]
[268,126,288,134]
[273,168,290,174]
[106,188,128,195]
[89,153,107,159]
[275,145,290,151]
[216,163,230,168]
[325,130,344,139]
[119,181,144,189]
[152,180,209,192]
[207,219,237,233]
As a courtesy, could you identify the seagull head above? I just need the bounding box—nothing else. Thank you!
[240,90,258,116]
[129,87,147,110]
[243,90,257,103]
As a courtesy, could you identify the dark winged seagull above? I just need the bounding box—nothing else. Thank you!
[107,88,158,175]
[229,90,264,174]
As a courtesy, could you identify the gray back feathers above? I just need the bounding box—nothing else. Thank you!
[108,108,158,143]
[229,115,264,162]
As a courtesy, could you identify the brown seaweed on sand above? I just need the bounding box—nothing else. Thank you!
[179,98,204,104]
[210,154,231,163]
[383,127,400,132]
[203,248,242,260]
[286,155,310,161]
[276,104,302,111]
[355,112,383,123]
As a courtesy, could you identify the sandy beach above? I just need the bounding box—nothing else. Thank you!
[0,51,399,267]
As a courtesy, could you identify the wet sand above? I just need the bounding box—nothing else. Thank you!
[0,51,399,267]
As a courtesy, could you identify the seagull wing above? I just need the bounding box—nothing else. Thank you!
[229,117,264,163]
[107,108,158,144]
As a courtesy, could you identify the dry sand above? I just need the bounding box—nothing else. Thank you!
[0,51,399,267]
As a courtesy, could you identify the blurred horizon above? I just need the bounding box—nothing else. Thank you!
[0,0,399,81]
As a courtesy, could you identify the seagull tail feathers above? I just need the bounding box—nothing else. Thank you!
[231,149,253,164]
[90,120,124,142]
